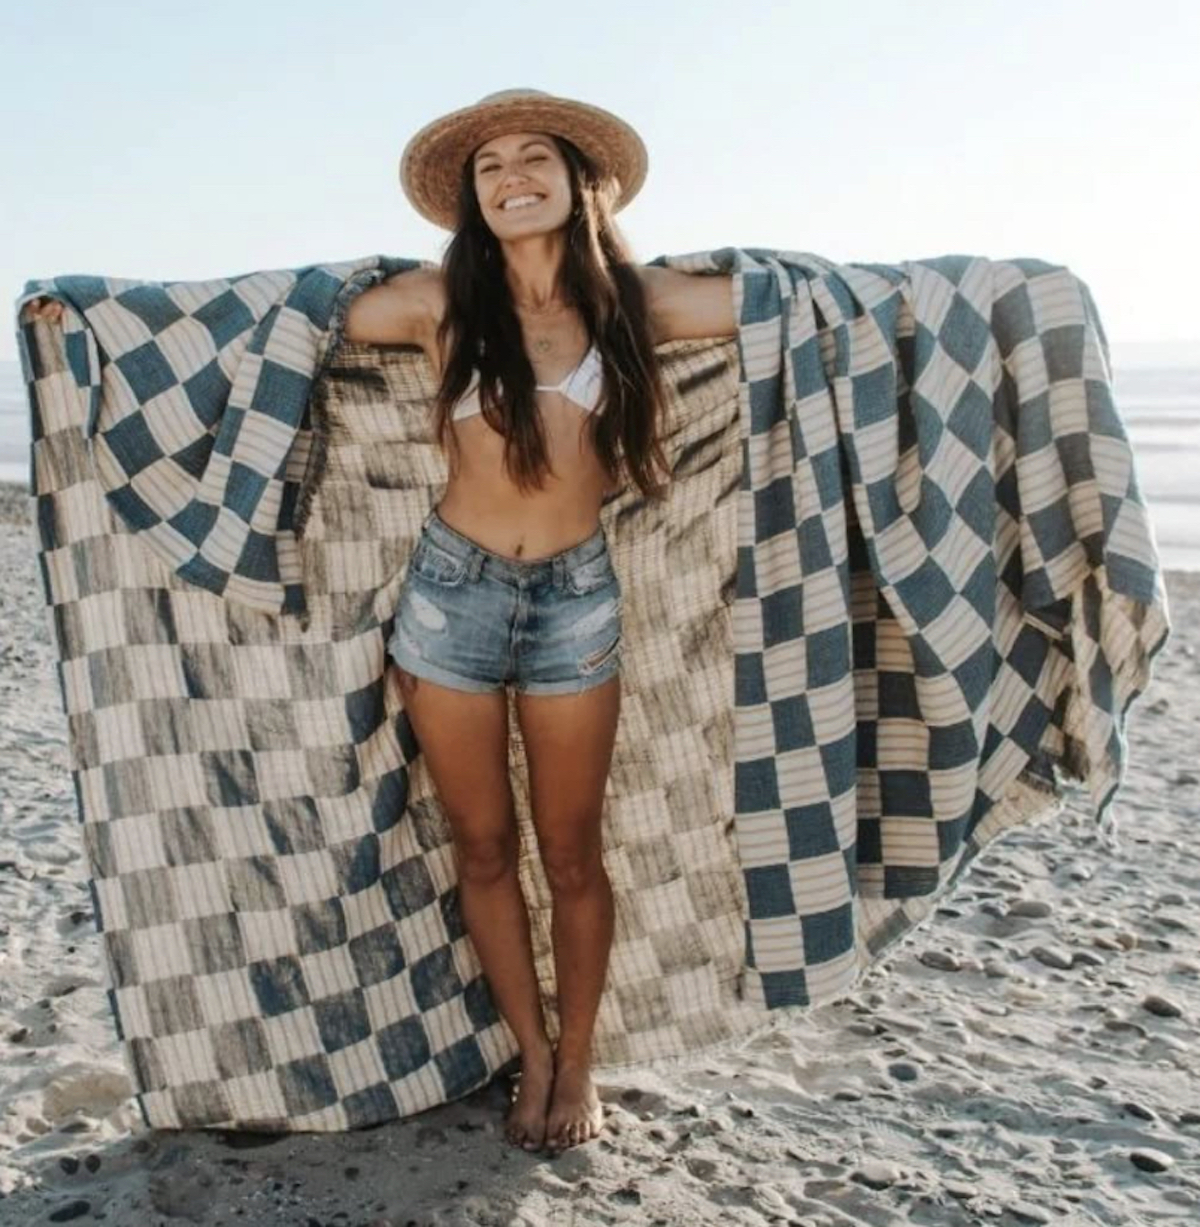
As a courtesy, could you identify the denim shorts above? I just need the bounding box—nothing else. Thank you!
[387,506,623,696]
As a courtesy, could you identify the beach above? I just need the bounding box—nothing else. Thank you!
[0,476,1196,1226]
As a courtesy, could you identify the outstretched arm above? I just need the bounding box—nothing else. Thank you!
[635,265,736,343]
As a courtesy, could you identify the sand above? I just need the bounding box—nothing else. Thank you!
[0,478,1196,1226]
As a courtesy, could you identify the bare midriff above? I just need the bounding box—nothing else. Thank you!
[436,389,618,563]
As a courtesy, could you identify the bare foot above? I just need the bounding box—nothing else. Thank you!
[504,1046,555,1151]
[545,1056,604,1152]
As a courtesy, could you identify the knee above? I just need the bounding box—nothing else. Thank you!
[452,828,520,887]
[539,843,607,897]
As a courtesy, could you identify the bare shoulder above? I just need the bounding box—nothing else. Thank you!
[632,263,736,343]
[343,265,445,346]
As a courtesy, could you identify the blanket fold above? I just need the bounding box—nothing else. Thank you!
[14,247,1168,1131]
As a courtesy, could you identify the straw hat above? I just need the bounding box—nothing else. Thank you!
[399,87,648,231]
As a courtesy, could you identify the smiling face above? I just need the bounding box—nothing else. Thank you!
[471,130,574,238]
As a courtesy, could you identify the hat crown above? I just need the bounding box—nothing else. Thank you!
[476,88,549,104]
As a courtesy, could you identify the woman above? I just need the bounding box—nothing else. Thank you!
[25,86,737,1154]
[343,88,735,1156]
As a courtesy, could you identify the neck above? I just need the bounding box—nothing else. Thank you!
[501,232,569,312]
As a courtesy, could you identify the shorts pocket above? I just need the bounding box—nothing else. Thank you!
[565,552,617,596]
[408,539,470,587]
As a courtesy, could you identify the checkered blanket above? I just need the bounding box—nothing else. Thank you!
[14,248,1168,1131]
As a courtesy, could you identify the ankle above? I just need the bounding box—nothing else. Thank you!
[554,1045,593,1072]
[521,1038,555,1066]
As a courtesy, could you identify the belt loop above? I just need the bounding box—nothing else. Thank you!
[470,551,485,581]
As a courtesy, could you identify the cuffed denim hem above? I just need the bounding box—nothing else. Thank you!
[388,639,505,694]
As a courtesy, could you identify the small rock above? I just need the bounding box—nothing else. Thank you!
[1071,950,1105,969]
[1123,1102,1157,1121]
[1130,1148,1174,1173]
[1173,770,1198,787]
[919,950,961,972]
[887,1062,920,1082]
[1142,995,1183,1018]
[1006,1200,1052,1224]
[1157,892,1186,907]
[48,1203,92,1223]
[1007,900,1053,919]
[982,958,1009,979]
[852,1161,901,1189]
[944,1179,979,1199]
[58,1155,80,1174]
[1030,945,1074,970]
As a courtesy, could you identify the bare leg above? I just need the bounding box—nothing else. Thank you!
[395,668,554,1149]
[515,673,621,1151]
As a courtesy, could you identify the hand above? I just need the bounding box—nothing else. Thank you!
[23,297,65,324]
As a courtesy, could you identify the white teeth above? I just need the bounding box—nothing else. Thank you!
[502,195,542,210]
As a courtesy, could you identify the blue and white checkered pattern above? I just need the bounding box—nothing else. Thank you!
[646,248,1168,1007]
[14,247,1168,1128]
[17,256,421,619]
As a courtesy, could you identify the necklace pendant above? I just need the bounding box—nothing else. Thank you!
[532,337,554,355]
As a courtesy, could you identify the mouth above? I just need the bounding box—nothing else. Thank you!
[500,193,544,212]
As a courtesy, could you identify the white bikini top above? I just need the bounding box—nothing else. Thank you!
[451,343,603,421]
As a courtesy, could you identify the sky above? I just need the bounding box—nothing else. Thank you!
[2,0,1198,362]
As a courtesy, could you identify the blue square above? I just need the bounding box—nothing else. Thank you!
[194,288,257,350]
[818,729,856,796]
[249,358,313,425]
[939,293,991,372]
[798,515,833,574]
[880,770,932,817]
[434,1035,489,1099]
[411,946,463,1010]
[800,901,853,964]
[754,475,796,540]
[348,924,405,987]
[759,967,809,1008]
[894,559,955,627]
[850,363,897,429]
[183,359,233,429]
[784,802,838,858]
[249,955,310,1017]
[761,583,803,651]
[103,413,164,476]
[806,625,849,688]
[115,285,186,335]
[377,1016,431,1080]
[293,898,348,954]
[735,755,780,812]
[382,856,437,917]
[313,989,371,1053]
[745,864,795,918]
[946,378,992,459]
[771,694,814,752]
[115,340,178,402]
[335,833,381,894]
[285,267,343,326]
[277,1054,338,1115]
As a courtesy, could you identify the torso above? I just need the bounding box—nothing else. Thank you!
[423,288,618,563]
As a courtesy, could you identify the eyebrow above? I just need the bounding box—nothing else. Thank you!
[474,138,551,165]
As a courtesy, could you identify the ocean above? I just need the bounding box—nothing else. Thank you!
[2,347,1198,570]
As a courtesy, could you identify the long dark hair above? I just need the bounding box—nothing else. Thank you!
[431,134,671,501]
